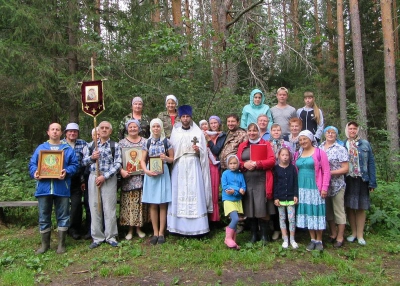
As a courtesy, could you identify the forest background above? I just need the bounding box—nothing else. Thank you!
[0,1,399,200]
[0,1,400,284]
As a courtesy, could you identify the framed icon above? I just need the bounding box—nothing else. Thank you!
[37,150,64,179]
[122,147,143,175]
[85,86,98,102]
[149,157,164,174]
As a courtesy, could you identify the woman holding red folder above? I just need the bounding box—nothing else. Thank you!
[237,123,276,244]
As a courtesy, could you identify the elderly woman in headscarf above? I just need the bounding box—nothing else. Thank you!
[203,115,227,222]
[237,123,275,244]
[240,89,273,131]
[319,126,349,248]
[157,94,180,138]
[118,96,151,139]
[140,118,174,245]
[294,130,331,252]
[343,121,377,246]
[118,119,149,240]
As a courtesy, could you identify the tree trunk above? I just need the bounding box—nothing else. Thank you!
[380,0,399,158]
[282,0,287,49]
[337,0,347,132]
[392,0,399,59]
[291,0,299,48]
[268,1,276,78]
[152,0,161,24]
[198,0,209,53]
[68,0,79,123]
[184,0,190,36]
[211,0,222,91]
[313,0,322,62]
[326,0,335,67]
[171,0,182,31]
[349,0,368,138]
[93,0,101,64]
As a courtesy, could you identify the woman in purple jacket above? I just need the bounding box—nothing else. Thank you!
[295,130,331,252]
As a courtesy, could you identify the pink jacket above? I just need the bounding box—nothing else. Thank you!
[294,148,331,192]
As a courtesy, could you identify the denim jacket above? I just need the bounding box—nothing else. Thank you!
[344,139,377,189]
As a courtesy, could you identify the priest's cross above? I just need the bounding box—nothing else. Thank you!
[191,136,199,145]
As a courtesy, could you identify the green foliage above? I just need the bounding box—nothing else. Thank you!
[0,156,36,202]
[368,180,400,237]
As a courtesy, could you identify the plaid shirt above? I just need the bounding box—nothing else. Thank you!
[143,137,172,157]
[62,138,87,166]
[82,139,122,180]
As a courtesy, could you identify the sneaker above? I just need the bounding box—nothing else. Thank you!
[290,241,299,249]
[89,242,101,249]
[358,238,366,246]
[272,231,281,240]
[108,240,118,247]
[314,242,324,252]
[282,241,289,249]
[347,235,357,242]
[306,241,315,251]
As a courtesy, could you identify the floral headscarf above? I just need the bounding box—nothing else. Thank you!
[345,122,361,177]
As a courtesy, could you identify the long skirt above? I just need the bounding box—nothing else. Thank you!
[345,176,370,210]
[296,156,326,230]
[119,189,149,227]
[208,163,220,221]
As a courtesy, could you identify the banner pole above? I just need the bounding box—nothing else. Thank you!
[91,57,102,215]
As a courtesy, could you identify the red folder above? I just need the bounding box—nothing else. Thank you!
[250,144,269,161]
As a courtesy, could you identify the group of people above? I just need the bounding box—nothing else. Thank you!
[28,87,376,254]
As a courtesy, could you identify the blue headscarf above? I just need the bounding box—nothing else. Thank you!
[323,126,344,145]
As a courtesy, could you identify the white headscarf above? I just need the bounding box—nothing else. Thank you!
[165,94,178,106]
[199,119,208,127]
[248,123,261,144]
[150,118,166,141]
[298,130,318,147]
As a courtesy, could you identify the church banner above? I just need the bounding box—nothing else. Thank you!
[81,80,105,117]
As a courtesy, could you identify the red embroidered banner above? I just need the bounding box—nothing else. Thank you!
[81,80,105,117]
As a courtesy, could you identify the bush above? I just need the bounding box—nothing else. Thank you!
[0,155,36,202]
[367,180,400,237]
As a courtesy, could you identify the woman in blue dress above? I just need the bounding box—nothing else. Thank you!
[295,130,331,252]
[141,118,174,245]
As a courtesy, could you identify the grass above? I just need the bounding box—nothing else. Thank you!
[0,222,400,285]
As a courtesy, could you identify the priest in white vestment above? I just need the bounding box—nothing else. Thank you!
[167,105,212,235]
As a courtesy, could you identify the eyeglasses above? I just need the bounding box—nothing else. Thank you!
[326,131,336,135]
